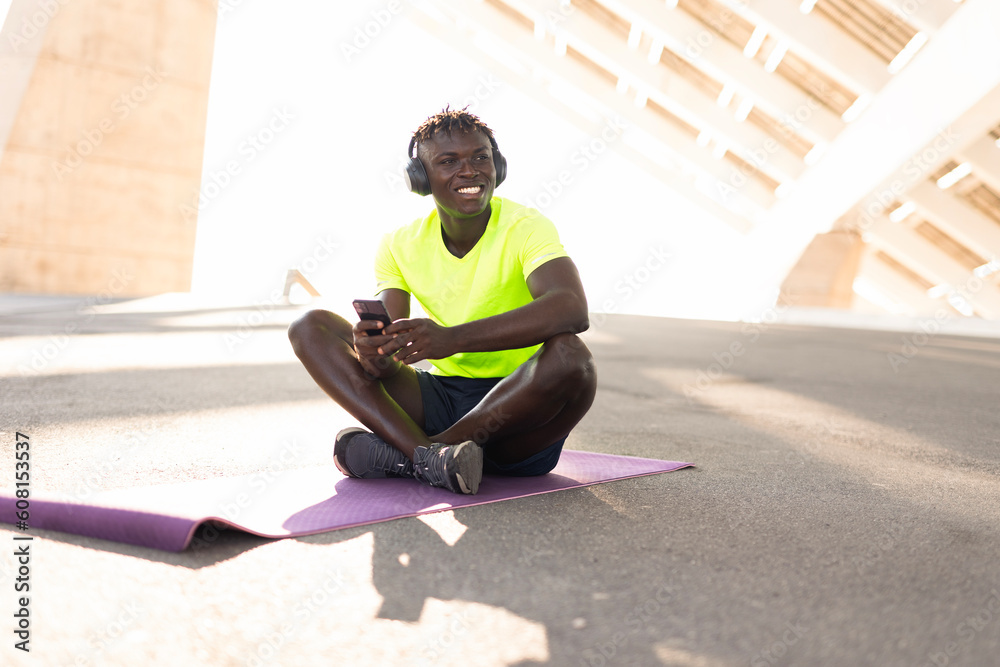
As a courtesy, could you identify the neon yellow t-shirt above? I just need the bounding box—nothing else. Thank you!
[374,197,569,378]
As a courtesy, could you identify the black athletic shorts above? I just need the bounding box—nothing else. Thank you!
[415,369,566,477]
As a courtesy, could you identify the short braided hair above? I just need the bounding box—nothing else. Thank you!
[412,105,496,145]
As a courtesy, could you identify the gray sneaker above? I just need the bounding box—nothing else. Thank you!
[413,441,483,495]
[334,428,414,479]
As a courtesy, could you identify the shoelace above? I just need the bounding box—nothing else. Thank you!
[364,434,412,475]
[414,445,447,483]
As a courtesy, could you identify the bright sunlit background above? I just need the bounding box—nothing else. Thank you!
[192,1,753,321]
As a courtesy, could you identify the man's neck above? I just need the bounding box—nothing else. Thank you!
[438,203,492,258]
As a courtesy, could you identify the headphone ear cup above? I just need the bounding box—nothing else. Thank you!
[404,157,431,196]
[493,151,507,188]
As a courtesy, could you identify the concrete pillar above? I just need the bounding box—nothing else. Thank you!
[0,0,218,296]
[779,231,863,308]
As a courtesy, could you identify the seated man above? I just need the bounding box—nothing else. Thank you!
[288,107,596,495]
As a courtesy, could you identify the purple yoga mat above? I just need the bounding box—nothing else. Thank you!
[0,450,692,552]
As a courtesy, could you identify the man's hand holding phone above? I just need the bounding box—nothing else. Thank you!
[353,298,458,369]
[352,299,398,378]
[378,318,456,365]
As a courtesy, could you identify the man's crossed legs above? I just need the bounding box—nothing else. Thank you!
[287,309,597,494]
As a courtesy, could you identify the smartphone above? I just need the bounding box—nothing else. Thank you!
[352,299,392,335]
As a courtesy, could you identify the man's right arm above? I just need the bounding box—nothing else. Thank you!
[379,288,410,321]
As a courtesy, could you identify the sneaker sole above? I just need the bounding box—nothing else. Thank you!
[333,427,368,478]
[450,441,484,495]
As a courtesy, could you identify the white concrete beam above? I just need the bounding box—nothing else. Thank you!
[734,0,1000,314]
[856,247,944,316]
[615,141,754,233]
[510,0,803,184]
[906,180,1000,264]
[713,0,891,95]
[868,217,1000,317]
[409,1,756,231]
[958,134,1000,196]
[854,86,1000,228]
[595,0,843,145]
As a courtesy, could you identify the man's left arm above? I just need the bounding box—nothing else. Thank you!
[379,257,588,364]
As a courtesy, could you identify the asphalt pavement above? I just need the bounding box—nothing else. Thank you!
[1,295,998,667]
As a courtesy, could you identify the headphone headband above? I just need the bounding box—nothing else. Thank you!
[409,133,501,157]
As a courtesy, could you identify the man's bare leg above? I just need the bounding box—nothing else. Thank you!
[432,332,597,464]
[290,312,596,466]
[287,309,431,459]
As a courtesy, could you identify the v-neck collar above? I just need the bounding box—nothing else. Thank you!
[437,197,500,261]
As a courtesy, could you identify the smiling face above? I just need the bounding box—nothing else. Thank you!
[417,129,496,220]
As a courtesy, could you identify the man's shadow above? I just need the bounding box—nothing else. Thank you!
[356,479,684,667]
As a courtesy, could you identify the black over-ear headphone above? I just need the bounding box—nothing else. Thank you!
[404,134,507,196]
